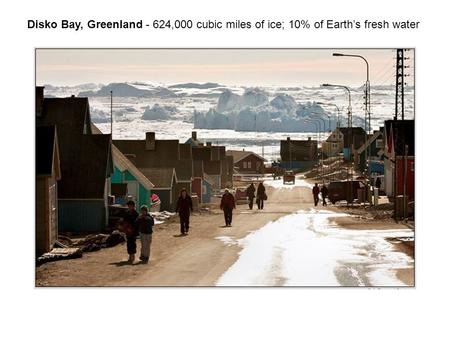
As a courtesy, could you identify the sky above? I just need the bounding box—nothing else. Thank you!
[36,49,413,87]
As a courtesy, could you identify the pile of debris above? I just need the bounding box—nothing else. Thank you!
[36,230,126,266]
[151,211,175,224]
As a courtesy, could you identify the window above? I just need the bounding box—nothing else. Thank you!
[247,161,252,169]
[376,139,383,148]
[243,162,247,169]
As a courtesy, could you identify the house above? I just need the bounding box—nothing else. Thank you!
[139,167,178,211]
[226,150,266,174]
[36,87,114,233]
[340,127,367,161]
[279,137,318,170]
[110,144,154,207]
[322,128,344,156]
[36,125,61,255]
[384,120,415,200]
[355,129,384,174]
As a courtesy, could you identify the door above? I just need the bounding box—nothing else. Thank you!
[126,181,139,204]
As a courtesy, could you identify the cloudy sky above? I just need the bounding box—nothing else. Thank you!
[36,49,411,87]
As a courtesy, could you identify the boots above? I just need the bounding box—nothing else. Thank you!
[128,254,135,263]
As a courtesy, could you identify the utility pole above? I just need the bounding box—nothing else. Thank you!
[395,49,405,120]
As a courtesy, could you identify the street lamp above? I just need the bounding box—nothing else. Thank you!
[332,53,371,133]
[316,101,341,129]
[321,83,352,128]
[333,52,372,188]
[305,118,325,183]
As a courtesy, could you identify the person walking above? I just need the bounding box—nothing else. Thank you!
[122,200,139,263]
[220,189,236,227]
[135,205,154,264]
[312,183,320,206]
[321,184,329,206]
[256,182,266,210]
[246,183,256,210]
[176,188,193,235]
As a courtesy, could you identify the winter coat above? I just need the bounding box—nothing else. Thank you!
[312,186,320,196]
[246,184,256,198]
[220,193,236,210]
[176,195,193,217]
[320,186,329,197]
[123,209,139,236]
[136,214,154,234]
[256,184,266,198]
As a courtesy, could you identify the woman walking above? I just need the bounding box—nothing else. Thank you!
[220,189,236,227]
[176,188,193,235]
[256,182,267,210]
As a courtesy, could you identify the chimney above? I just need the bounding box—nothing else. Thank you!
[206,141,212,147]
[308,137,311,141]
[192,131,197,141]
[287,137,291,141]
[145,132,156,150]
[36,86,44,117]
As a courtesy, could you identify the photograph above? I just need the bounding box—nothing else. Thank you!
[35,48,415,287]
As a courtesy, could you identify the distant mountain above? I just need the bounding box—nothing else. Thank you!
[78,83,178,98]
[168,82,222,89]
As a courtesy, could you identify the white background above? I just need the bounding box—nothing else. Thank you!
[0,1,448,337]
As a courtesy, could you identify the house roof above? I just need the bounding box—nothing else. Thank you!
[280,138,318,161]
[385,120,415,156]
[192,146,212,161]
[179,143,193,159]
[139,167,177,189]
[338,127,367,148]
[37,96,112,199]
[112,145,155,190]
[90,124,155,190]
[226,150,265,163]
[113,139,180,168]
[36,125,61,178]
[356,130,383,154]
[203,160,221,175]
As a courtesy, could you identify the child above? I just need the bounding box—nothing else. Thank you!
[135,205,154,264]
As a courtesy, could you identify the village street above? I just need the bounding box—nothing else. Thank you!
[36,178,414,287]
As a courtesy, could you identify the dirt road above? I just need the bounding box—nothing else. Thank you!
[36,179,414,286]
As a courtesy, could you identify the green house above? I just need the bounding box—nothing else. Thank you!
[111,144,154,207]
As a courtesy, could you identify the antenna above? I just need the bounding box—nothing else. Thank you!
[110,90,113,137]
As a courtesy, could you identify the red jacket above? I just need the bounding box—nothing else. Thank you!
[220,193,236,210]
[312,186,320,196]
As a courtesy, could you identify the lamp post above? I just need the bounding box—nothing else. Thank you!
[316,102,341,129]
[322,83,352,128]
[306,118,324,183]
[332,53,371,133]
[322,83,354,204]
[333,52,372,184]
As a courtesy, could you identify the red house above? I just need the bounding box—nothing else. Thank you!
[384,120,414,201]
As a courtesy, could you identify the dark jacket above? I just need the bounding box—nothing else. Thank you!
[256,183,266,200]
[246,184,256,198]
[220,193,236,210]
[136,214,154,234]
[176,195,193,216]
[320,186,328,197]
[123,209,139,236]
[312,186,320,196]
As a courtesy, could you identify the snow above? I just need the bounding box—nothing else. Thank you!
[216,209,413,286]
